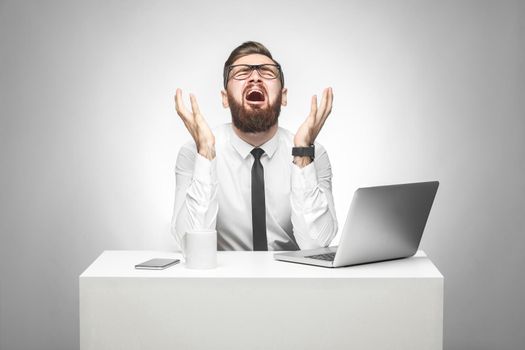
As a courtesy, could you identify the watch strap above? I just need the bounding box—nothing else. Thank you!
[292,145,315,159]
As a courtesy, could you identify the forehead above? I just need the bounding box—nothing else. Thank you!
[232,53,275,66]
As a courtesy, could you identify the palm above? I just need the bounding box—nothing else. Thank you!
[294,88,333,146]
[174,88,216,158]
[294,120,315,146]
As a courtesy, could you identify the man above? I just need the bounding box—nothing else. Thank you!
[171,41,337,251]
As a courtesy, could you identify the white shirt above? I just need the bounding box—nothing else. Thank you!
[171,123,338,251]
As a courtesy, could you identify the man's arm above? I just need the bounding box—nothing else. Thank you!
[290,145,338,249]
[290,87,337,248]
[171,144,218,250]
[171,89,218,250]
[174,88,216,161]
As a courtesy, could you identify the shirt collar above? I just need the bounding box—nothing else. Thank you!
[229,124,280,160]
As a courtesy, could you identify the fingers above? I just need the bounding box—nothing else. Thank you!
[298,88,334,146]
[309,95,318,121]
[175,89,203,125]
[318,87,333,123]
[176,89,211,131]
[317,88,328,118]
[311,88,333,134]
[310,87,333,120]
[189,93,202,119]
[319,88,333,117]
[174,88,190,119]
[318,87,333,129]
[325,87,333,115]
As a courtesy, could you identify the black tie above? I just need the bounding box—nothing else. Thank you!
[251,148,268,251]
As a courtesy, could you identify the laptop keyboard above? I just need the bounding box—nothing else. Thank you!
[305,252,336,261]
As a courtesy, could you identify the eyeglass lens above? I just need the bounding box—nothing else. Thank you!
[229,65,280,80]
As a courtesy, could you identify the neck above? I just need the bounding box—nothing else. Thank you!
[232,123,278,147]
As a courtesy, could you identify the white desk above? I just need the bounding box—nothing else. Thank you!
[80,250,443,350]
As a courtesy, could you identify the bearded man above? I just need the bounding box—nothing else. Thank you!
[171,41,338,251]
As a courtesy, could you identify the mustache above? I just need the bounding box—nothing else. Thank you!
[243,83,267,94]
[228,92,281,133]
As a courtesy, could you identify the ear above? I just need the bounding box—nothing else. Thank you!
[281,87,288,106]
[221,90,229,108]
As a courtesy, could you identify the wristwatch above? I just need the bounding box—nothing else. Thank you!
[292,145,315,159]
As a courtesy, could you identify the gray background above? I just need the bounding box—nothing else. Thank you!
[1,0,524,349]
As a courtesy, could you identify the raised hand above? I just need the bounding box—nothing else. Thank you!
[294,87,333,147]
[175,88,216,160]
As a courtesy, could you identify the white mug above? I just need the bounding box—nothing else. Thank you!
[183,229,217,269]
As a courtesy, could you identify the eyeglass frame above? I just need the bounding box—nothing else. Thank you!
[223,63,285,89]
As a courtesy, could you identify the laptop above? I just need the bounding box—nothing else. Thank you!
[274,181,439,268]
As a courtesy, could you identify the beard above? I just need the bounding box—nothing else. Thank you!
[228,93,282,133]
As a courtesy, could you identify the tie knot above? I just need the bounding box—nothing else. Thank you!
[251,147,265,160]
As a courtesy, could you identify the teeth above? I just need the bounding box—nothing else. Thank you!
[246,89,265,102]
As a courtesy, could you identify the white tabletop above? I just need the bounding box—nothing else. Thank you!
[80,250,442,279]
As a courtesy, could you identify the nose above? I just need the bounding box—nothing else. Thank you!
[248,68,262,82]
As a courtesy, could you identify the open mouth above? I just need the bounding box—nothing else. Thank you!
[245,89,266,103]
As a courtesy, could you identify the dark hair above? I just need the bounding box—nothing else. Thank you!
[223,41,284,88]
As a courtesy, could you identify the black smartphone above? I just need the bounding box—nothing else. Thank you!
[134,258,180,270]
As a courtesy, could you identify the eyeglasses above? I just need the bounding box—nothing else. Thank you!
[224,64,283,87]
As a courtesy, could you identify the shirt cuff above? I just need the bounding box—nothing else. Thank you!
[193,153,217,185]
[291,161,317,191]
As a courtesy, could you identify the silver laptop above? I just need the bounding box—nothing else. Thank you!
[274,181,439,268]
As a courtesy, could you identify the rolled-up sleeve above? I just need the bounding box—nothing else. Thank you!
[290,144,338,249]
[171,142,218,251]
